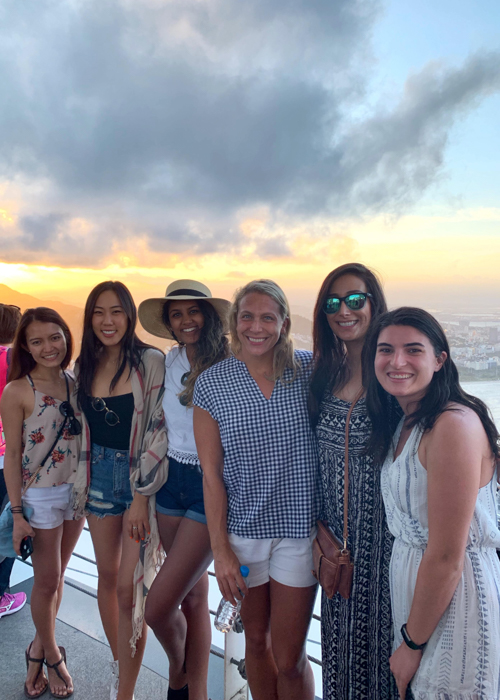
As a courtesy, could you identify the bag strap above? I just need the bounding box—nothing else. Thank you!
[21,373,70,495]
[342,388,364,551]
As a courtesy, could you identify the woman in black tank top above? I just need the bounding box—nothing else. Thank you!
[75,281,167,700]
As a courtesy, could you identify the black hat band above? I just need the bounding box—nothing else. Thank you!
[166,289,208,298]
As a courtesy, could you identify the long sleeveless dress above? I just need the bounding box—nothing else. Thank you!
[317,395,396,700]
[382,421,500,699]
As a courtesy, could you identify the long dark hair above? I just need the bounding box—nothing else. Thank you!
[308,263,387,427]
[364,307,500,462]
[162,299,229,406]
[77,281,153,407]
[8,307,73,381]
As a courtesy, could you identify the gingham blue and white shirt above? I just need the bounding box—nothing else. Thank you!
[193,349,319,539]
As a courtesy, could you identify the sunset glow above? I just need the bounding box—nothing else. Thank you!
[0,0,499,316]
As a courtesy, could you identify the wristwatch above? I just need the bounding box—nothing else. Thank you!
[401,623,427,651]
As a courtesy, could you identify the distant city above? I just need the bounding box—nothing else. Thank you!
[436,312,500,381]
[290,310,500,383]
[1,282,499,383]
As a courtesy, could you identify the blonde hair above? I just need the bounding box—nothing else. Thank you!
[229,279,299,383]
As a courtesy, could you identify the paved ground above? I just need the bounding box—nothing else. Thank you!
[1,604,171,700]
[0,572,225,700]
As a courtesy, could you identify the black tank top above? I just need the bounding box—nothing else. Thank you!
[83,393,134,450]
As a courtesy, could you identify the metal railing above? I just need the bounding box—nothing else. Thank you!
[73,526,322,666]
[25,525,321,698]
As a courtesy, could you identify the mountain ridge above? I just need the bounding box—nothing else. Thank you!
[0,284,312,353]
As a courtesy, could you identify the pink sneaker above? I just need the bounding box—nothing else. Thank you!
[0,591,27,618]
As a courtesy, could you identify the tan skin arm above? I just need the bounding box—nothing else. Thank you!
[390,408,494,699]
[0,381,36,554]
[193,405,248,605]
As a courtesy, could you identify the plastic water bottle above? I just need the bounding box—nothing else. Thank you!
[214,565,249,633]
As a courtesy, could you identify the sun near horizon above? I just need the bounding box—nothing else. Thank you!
[1,205,499,317]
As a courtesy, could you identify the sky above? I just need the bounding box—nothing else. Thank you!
[0,0,499,316]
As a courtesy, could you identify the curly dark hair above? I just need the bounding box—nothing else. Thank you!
[162,299,229,406]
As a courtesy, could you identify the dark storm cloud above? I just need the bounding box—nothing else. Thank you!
[0,0,498,265]
[18,214,69,250]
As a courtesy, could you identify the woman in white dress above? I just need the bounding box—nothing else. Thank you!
[364,307,500,700]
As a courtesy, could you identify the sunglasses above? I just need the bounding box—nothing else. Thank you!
[59,401,82,436]
[178,371,191,407]
[91,397,120,426]
[322,292,373,315]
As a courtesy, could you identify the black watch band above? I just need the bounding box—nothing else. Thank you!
[401,623,427,651]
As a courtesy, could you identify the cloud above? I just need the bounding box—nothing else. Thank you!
[0,0,499,266]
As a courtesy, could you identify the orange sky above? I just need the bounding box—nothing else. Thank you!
[1,206,499,315]
[1,3,499,316]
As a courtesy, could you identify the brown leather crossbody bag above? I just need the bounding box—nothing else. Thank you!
[312,390,363,599]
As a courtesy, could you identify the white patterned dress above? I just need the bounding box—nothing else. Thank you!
[382,421,500,700]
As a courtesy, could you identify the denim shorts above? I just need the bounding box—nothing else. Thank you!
[86,444,133,517]
[155,457,206,524]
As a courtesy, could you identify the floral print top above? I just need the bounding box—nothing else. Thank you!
[22,375,79,487]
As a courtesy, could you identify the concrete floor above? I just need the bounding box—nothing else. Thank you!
[0,571,225,700]
[1,605,171,700]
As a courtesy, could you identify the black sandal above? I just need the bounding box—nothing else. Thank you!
[44,647,73,699]
[24,642,48,699]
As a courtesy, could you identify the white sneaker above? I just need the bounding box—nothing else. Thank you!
[110,660,135,700]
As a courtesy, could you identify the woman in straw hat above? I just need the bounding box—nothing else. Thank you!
[139,280,230,700]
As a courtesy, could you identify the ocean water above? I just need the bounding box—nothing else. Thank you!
[462,380,500,426]
[54,381,500,698]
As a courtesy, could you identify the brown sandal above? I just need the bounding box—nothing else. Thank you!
[44,647,73,699]
[24,641,48,699]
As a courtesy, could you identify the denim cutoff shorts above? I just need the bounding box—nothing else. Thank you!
[86,444,133,517]
[155,457,206,524]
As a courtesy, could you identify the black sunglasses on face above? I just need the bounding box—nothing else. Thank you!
[322,292,373,315]
[59,401,82,436]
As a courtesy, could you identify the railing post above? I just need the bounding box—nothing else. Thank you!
[224,626,249,700]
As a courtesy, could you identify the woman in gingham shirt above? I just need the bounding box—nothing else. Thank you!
[194,279,319,700]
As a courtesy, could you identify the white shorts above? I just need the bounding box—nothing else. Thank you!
[22,484,75,530]
[228,529,317,589]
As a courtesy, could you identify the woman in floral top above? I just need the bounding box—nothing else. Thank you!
[1,307,86,698]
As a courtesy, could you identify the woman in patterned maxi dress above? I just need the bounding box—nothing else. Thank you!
[365,307,500,700]
[310,263,397,700]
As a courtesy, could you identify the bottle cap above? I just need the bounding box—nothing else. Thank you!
[240,565,249,577]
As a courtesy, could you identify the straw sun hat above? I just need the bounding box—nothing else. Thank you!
[138,279,231,340]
